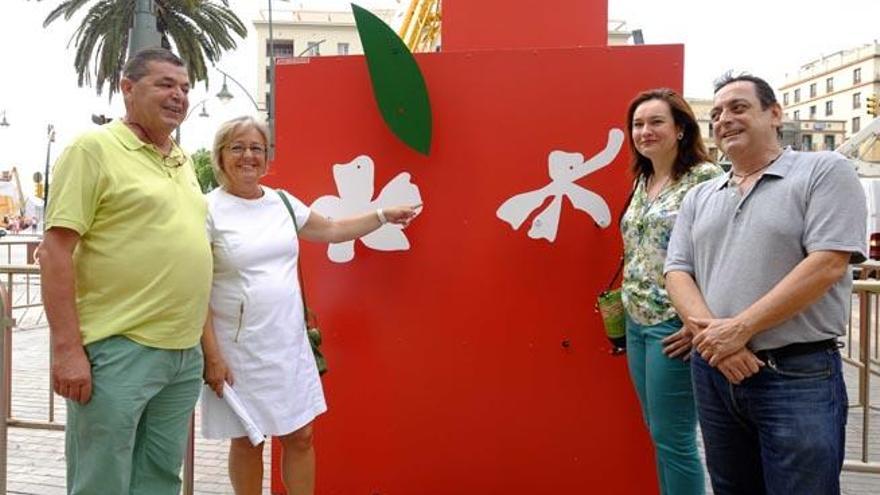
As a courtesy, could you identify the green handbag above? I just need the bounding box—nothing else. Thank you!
[596,260,626,355]
[595,180,636,355]
[277,190,328,375]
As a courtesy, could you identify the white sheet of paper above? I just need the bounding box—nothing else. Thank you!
[222,383,265,446]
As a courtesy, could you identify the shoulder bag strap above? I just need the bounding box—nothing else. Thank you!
[604,177,640,292]
[276,189,312,322]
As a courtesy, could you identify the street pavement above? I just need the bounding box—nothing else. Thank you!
[3,275,879,494]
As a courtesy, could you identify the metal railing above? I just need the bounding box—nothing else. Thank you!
[844,278,880,473]
[0,237,40,266]
[0,263,46,495]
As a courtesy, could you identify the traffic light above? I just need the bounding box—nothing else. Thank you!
[869,94,879,118]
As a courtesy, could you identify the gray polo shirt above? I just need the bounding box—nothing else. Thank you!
[665,149,867,351]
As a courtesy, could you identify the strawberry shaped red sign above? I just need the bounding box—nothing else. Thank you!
[266,1,682,492]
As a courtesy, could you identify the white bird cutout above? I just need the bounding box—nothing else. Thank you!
[496,128,624,242]
[310,155,422,263]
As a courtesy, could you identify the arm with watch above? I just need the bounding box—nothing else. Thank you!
[296,203,421,244]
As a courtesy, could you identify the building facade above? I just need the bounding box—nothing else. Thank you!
[253,8,635,113]
[253,7,396,113]
[686,97,721,161]
[779,41,880,145]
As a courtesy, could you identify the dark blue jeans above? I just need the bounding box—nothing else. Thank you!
[691,348,847,495]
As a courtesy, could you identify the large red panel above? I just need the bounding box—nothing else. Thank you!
[267,44,683,494]
[442,0,608,51]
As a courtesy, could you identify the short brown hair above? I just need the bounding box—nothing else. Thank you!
[625,88,712,181]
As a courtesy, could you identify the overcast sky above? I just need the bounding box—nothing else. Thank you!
[0,0,877,191]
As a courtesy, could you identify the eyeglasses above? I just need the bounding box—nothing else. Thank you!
[161,141,185,169]
[226,144,267,156]
[162,155,185,169]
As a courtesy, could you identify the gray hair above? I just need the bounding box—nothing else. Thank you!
[211,116,270,189]
[123,48,185,82]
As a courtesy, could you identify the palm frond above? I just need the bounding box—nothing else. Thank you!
[43,0,101,26]
[43,0,246,97]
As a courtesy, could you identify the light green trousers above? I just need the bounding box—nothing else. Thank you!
[66,335,203,495]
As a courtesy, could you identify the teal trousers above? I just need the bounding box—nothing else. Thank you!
[625,313,705,495]
[66,336,203,495]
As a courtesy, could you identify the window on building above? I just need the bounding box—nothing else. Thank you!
[793,110,800,120]
[306,41,322,56]
[337,43,350,55]
[801,134,813,151]
[854,68,862,84]
[267,40,295,59]
[853,92,861,109]
[809,105,816,119]
[266,66,271,84]
[853,116,861,133]
[794,89,800,103]
[708,122,714,138]
[825,100,833,116]
[826,77,834,92]
[823,135,835,150]
[809,83,817,98]
[783,92,789,105]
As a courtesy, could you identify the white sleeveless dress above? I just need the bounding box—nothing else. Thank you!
[200,186,326,438]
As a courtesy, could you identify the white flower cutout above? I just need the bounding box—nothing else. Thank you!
[310,155,422,263]
[496,128,624,242]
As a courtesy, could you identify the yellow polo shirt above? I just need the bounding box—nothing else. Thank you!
[45,120,212,348]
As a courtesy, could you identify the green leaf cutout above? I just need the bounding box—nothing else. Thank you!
[352,3,432,156]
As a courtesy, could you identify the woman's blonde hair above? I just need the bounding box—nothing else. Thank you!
[211,116,270,188]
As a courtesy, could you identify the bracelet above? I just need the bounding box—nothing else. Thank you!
[376,208,388,225]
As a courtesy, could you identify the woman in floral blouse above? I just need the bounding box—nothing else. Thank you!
[621,88,722,495]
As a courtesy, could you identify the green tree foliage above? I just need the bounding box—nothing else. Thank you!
[192,148,217,193]
[40,0,247,97]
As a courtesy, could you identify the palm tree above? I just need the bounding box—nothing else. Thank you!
[40,0,247,97]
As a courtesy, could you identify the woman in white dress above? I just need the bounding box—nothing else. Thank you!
[200,116,418,495]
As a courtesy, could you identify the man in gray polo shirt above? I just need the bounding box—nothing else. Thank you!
[665,72,866,495]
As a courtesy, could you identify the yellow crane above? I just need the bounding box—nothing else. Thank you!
[398,0,441,52]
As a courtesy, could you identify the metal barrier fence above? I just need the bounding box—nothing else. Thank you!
[0,263,46,495]
[844,278,880,473]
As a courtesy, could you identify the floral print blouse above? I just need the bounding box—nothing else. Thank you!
[620,162,723,325]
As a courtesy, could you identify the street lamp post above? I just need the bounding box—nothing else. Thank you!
[43,125,56,211]
[129,0,161,57]
[174,99,211,142]
[268,0,276,160]
[214,69,261,111]
[300,39,327,57]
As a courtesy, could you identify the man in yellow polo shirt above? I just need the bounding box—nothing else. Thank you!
[40,48,212,495]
